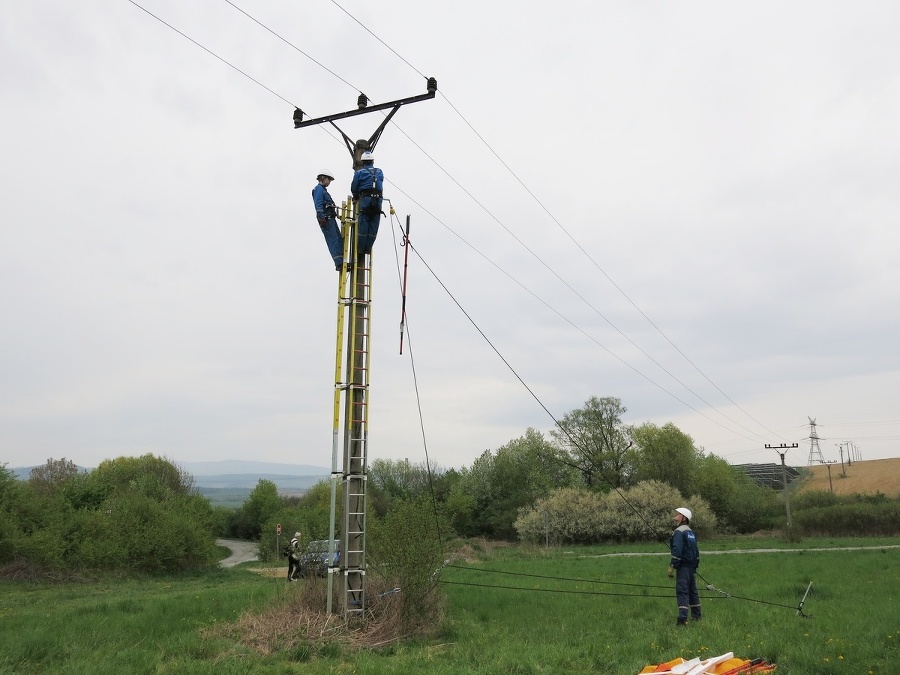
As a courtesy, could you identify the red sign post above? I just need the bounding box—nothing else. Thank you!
[276,524,282,536]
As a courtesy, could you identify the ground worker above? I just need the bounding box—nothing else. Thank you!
[287,531,302,581]
[350,151,383,255]
[668,507,701,625]
[312,170,344,271]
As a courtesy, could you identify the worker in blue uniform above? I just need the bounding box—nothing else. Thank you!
[312,170,344,271]
[350,151,384,255]
[668,506,702,625]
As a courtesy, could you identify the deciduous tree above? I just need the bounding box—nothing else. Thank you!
[551,396,633,488]
[630,422,700,496]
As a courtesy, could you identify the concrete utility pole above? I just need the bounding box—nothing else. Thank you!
[824,461,836,493]
[846,440,859,466]
[292,80,437,619]
[766,443,798,529]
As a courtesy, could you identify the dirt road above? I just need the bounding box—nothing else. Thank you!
[217,539,260,567]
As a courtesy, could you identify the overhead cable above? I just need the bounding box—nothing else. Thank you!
[325,1,785,443]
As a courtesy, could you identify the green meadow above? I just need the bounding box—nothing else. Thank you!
[2,539,898,674]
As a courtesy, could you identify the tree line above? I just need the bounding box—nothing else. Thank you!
[0,455,219,574]
[5,395,897,576]
[220,396,782,550]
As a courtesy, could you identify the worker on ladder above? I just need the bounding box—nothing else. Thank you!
[312,170,344,271]
[350,151,384,255]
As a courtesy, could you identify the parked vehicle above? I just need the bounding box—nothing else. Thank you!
[297,539,340,578]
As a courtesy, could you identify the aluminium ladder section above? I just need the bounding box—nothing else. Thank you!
[327,197,371,618]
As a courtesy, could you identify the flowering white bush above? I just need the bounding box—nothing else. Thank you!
[514,481,717,544]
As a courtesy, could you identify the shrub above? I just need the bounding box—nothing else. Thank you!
[514,481,717,544]
[1,455,217,576]
[367,495,452,627]
[514,487,605,545]
[793,501,900,536]
[791,489,840,511]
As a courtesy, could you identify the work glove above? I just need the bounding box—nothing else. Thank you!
[318,217,328,227]
[667,566,675,578]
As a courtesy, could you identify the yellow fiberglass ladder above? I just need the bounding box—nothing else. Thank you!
[328,197,372,618]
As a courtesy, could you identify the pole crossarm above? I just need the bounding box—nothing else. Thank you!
[293,77,437,129]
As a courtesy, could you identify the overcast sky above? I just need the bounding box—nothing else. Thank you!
[3,0,899,473]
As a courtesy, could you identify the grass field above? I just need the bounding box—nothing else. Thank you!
[2,539,899,673]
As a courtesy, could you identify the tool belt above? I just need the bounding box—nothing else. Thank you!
[358,191,383,215]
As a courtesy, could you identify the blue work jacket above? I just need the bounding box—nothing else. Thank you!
[350,165,383,199]
[670,525,700,569]
[312,183,337,220]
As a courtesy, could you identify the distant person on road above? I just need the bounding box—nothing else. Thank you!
[350,151,384,255]
[287,531,302,581]
[312,170,344,271]
[668,507,701,625]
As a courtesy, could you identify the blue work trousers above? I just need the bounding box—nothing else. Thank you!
[356,212,380,255]
[320,217,344,269]
[675,565,701,620]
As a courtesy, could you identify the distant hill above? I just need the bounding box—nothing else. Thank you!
[9,459,329,495]
[189,473,326,490]
[178,460,329,494]
[177,460,329,476]
[795,457,900,497]
[9,465,90,480]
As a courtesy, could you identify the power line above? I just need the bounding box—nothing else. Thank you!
[125,0,296,108]
[130,0,783,449]
[385,205,446,544]
[439,579,688,599]
[122,0,758,535]
[387,179,766,444]
[442,565,802,611]
[327,0,428,80]
[404,238,679,541]
[199,0,777,446]
[446,564,673,590]
[323,1,785,444]
[222,0,361,92]
[385,121,773,444]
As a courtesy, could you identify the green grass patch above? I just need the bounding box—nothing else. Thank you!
[1,540,898,673]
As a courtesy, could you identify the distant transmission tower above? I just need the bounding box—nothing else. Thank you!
[807,417,825,465]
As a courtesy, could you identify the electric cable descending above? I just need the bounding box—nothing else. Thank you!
[402,236,812,616]
[403,238,674,542]
[384,202,445,545]
[446,564,675,590]
[382,124,773,446]
[442,564,805,612]
[439,580,696,599]
[384,180,766,444]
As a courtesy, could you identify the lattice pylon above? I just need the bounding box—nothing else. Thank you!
[807,417,825,465]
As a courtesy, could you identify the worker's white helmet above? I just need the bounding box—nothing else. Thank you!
[675,507,692,521]
[360,151,375,163]
[294,531,302,538]
[317,170,335,180]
